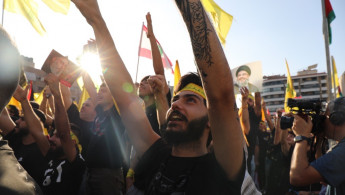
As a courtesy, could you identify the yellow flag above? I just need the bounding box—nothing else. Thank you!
[42,0,70,15]
[4,0,46,36]
[173,60,181,95]
[284,59,296,112]
[332,56,342,98]
[201,0,233,45]
[34,90,44,105]
[76,76,84,91]
[8,97,22,110]
[78,86,90,111]
[261,107,265,121]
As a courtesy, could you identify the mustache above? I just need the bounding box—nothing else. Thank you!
[167,110,188,122]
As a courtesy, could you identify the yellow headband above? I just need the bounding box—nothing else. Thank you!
[177,83,206,99]
[70,131,82,153]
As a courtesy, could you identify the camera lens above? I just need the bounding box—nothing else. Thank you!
[280,116,294,130]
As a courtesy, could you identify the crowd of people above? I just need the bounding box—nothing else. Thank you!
[0,0,345,195]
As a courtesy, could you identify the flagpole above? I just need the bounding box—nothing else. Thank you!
[321,0,333,101]
[2,0,5,25]
[135,22,144,83]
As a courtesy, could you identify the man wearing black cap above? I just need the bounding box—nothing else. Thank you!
[234,65,259,94]
[0,85,49,188]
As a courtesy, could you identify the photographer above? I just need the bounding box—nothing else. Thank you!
[290,97,345,195]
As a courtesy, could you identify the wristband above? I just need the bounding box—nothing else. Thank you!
[294,135,311,143]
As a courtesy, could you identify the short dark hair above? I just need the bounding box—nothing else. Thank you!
[140,75,150,83]
[7,105,19,117]
[174,72,206,105]
[0,26,20,113]
[30,101,40,110]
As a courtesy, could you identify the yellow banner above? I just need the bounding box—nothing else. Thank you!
[284,59,296,112]
[4,0,46,36]
[42,0,70,15]
[201,0,233,45]
[173,60,181,95]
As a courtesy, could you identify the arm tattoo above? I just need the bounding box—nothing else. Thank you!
[176,0,213,77]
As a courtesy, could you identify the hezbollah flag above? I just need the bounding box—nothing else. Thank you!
[324,0,336,44]
[34,90,44,105]
[284,59,296,112]
[332,56,343,98]
[78,86,90,111]
[201,0,233,45]
[42,0,70,15]
[4,0,46,35]
[173,60,181,95]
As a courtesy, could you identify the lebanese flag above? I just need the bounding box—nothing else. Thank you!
[324,0,336,44]
[138,25,174,74]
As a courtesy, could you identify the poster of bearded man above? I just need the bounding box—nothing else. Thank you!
[232,61,263,107]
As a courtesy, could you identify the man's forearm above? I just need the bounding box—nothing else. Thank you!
[21,100,44,134]
[21,99,49,155]
[175,0,243,180]
[40,97,48,114]
[155,92,169,132]
[52,91,71,140]
[88,11,159,157]
[290,141,310,185]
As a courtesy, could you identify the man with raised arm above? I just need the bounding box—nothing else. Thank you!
[72,0,244,194]
[0,84,49,187]
[138,13,171,135]
[42,73,86,195]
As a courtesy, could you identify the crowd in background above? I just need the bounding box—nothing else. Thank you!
[1,0,345,195]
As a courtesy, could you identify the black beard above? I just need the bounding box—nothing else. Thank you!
[163,115,209,146]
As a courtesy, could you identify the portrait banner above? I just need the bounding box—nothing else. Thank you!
[232,61,263,108]
[41,50,82,87]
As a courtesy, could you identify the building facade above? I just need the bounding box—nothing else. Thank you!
[262,68,328,114]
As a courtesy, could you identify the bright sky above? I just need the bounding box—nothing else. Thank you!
[1,0,345,85]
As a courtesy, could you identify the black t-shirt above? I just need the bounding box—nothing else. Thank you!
[67,103,82,128]
[145,90,171,136]
[84,105,126,169]
[4,130,48,187]
[79,119,94,157]
[41,150,86,195]
[134,139,244,195]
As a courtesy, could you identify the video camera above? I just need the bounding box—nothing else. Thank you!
[280,98,326,134]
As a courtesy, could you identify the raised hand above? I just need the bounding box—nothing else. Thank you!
[44,73,61,96]
[71,0,102,25]
[147,75,166,96]
[13,85,29,102]
[292,115,313,137]
[146,12,154,38]
[240,87,249,101]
